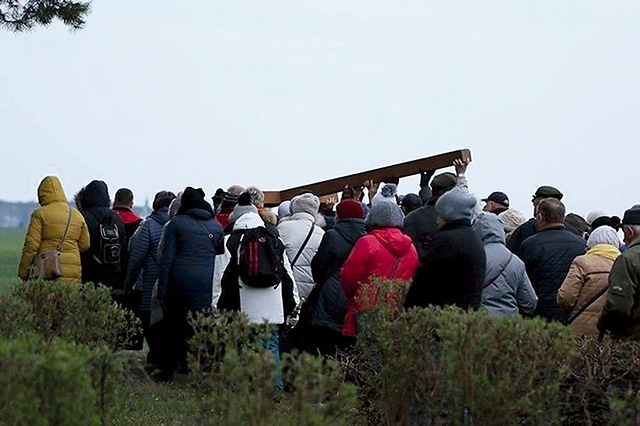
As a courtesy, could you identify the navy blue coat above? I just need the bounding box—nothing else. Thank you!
[519,226,586,322]
[158,208,224,311]
[310,218,366,333]
[124,207,170,311]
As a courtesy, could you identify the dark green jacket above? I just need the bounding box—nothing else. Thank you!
[599,238,640,339]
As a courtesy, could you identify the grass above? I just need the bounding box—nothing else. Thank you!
[0,228,24,295]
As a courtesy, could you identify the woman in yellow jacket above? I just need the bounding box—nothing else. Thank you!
[18,176,91,283]
[557,225,621,336]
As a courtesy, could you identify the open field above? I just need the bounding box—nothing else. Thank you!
[0,228,24,294]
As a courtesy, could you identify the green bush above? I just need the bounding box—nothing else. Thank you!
[0,334,122,425]
[189,311,357,425]
[350,281,576,425]
[0,280,138,349]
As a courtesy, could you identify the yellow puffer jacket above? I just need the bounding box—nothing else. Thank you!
[18,176,91,283]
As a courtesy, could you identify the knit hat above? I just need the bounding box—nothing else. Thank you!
[336,199,365,220]
[230,192,258,222]
[586,210,607,226]
[591,215,621,231]
[587,225,620,249]
[533,185,563,200]
[177,187,213,216]
[277,200,291,218]
[498,209,527,233]
[366,202,404,229]
[290,193,320,216]
[371,183,398,207]
[435,187,477,223]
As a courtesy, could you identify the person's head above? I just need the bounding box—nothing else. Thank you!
[531,185,563,214]
[621,208,640,246]
[341,184,364,201]
[243,186,265,208]
[434,187,477,228]
[177,187,213,216]
[277,200,292,220]
[430,172,457,199]
[498,209,526,233]
[371,183,398,207]
[229,192,259,224]
[318,193,338,212]
[113,188,134,209]
[400,193,422,215]
[586,210,607,226]
[290,193,320,216]
[586,225,620,250]
[482,191,510,214]
[565,213,590,238]
[219,185,245,214]
[365,202,404,230]
[152,190,176,211]
[336,199,365,221]
[536,198,566,228]
[211,188,226,212]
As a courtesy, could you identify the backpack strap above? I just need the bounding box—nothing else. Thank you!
[290,223,315,267]
[483,254,514,289]
[57,208,73,252]
[196,220,216,247]
[389,257,402,279]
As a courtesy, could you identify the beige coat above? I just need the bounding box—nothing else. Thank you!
[557,247,618,336]
[18,176,90,283]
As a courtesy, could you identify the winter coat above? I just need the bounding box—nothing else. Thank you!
[472,213,538,316]
[507,217,582,256]
[124,207,170,312]
[519,226,586,322]
[277,212,325,298]
[404,221,486,311]
[79,180,128,289]
[598,239,640,339]
[217,212,299,324]
[402,200,438,256]
[18,176,90,283]
[157,208,224,311]
[557,244,618,336]
[310,218,367,333]
[341,227,419,337]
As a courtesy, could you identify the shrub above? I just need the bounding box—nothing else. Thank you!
[0,280,138,349]
[189,311,357,425]
[350,281,576,425]
[0,334,122,425]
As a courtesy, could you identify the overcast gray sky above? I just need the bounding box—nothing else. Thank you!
[1,1,638,218]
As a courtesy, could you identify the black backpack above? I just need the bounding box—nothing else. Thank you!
[237,227,284,288]
[93,217,121,265]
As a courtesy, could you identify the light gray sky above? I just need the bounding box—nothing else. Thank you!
[1,1,638,219]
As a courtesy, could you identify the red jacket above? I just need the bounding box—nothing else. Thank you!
[340,227,419,336]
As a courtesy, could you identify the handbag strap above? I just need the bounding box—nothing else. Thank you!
[566,282,609,325]
[57,208,73,252]
[291,223,315,267]
[483,254,514,289]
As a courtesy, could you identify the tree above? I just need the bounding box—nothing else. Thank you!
[0,0,90,32]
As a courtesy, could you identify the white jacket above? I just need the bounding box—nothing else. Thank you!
[277,212,325,298]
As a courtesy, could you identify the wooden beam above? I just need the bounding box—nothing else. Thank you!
[263,148,471,206]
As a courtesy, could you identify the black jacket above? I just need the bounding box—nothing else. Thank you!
[519,225,586,322]
[507,217,582,256]
[309,218,367,332]
[79,180,128,290]
[404,221,486,310]
[402,196,439,257]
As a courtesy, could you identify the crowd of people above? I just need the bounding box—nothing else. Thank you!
[17,162,640,383]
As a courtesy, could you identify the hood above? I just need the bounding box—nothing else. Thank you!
[149,207,170,226]
[370,228,414,257]
[333,219,367,245]
[472,212,506,245]
[81,180,111,209]
[37,176,68,206]
[233,212,264,230]
[184,208,213,221]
